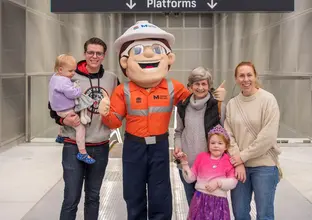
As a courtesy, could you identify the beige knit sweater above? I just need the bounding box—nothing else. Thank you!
[224,88,281,167]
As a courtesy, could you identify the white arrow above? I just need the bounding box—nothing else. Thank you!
[126,0,136,9]
[207,0,217,9]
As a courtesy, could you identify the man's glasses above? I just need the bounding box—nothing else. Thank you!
[86,51,105,57]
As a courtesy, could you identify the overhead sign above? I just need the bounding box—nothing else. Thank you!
[51,0,294,12]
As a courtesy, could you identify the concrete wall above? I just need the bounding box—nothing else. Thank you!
[0,0,121,144]
[1,0,312,146]
[212,0,312,138]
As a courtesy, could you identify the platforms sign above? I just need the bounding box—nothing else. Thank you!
[51,0,294,12]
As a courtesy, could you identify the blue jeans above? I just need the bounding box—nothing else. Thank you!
[178,169,196,206]
[60,142,109,220]
[231,166,279,220]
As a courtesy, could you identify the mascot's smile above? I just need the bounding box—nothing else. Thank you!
[138,60,160,69]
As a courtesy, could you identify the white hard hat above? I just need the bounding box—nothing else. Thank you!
[114,20,175,53]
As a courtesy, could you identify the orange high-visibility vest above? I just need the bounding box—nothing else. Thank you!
[102,78,190,137]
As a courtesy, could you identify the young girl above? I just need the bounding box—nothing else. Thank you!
[177,124,237,220]
[49,54,95,164]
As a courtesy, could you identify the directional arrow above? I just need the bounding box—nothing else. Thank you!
[207,0,217,9]
[126,0,136,9]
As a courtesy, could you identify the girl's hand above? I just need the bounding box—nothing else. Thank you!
[205,179,220,192]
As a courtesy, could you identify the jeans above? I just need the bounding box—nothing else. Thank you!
[178,169,196,206]
[60,142,109,220]
[231,166,279,220]
[122,137,172,220]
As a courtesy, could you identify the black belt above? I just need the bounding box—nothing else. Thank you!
[125,132,169,144]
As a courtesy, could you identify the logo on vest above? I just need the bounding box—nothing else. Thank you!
[85,87,107,114]
[136,97,142,103]
[153,95,168,100]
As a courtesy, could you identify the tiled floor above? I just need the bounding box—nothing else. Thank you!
[1,142,312,220]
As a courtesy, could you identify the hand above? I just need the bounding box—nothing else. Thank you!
[63,112,80,127]
[230,154,244,166]
[234,164,246,183]
[73,80,80,88]
[213,80,226,101]
[205,179,220,192]
[173,147,181,159]
[98,91,110,116]
[176,151,188,163]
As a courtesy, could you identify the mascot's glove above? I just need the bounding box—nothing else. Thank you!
[213,80,226,101]
[98,91,110,116]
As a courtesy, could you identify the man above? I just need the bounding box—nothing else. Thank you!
[99,21,226,220]
[48,37,119,220]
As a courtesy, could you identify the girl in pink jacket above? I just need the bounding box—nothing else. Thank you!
[176,124,238,220]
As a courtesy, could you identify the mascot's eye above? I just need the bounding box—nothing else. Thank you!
[132,45,144,55]
[152,44,166,54]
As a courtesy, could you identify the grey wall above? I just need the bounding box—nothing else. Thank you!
[0,0,122,145]
[1,0,26,145]
[1,0,312,146]
[212,0,312,138]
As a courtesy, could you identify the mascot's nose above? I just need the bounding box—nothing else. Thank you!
[143,47,154,58]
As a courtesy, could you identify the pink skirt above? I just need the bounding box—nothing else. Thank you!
[187,191,231,220]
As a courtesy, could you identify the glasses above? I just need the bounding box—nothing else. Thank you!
[120,40,171,57]
[86,51,105,57]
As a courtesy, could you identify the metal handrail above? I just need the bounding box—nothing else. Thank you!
[258,74,312,80]
[26,72,54,76]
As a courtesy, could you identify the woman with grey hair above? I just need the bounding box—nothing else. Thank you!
[173,66,226,206]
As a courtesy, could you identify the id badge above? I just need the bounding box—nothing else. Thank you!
[144,136,156,145]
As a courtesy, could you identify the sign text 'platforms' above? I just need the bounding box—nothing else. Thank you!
[51,0,294,13]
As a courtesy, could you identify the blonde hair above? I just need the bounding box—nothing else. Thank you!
[54,54,76,72]
[188,66,213,89]
[234,61,261,88]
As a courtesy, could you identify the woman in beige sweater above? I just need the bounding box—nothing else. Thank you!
[224,61,281,220]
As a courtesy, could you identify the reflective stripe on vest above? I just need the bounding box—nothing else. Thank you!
[124,80,174,116]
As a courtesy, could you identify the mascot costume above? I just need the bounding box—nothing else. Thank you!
[99,20,226,220]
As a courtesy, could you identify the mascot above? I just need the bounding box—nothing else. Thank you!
[99,20,226,220]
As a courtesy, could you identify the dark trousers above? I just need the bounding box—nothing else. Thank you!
[60,142,109,220]
[122,137,172,220]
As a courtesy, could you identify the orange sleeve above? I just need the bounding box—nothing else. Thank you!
[172,79,191,106]
[102,84,126,129]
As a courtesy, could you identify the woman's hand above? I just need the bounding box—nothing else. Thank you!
[230,154,244,166]
[234,164,246,183]
[176,151,188,163]
[213,80,226,101]
[173,147,182,159]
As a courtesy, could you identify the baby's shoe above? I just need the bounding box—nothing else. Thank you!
[77,153,96,164]
[55,135,64,143]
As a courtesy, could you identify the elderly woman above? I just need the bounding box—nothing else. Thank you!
[173,66,226,205]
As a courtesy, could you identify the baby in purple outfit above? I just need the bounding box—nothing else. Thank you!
[49,54,95,164]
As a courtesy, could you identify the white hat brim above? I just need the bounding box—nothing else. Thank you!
[114,32,175,53]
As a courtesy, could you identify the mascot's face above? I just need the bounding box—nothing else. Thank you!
[120,39,175,88]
